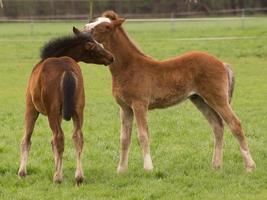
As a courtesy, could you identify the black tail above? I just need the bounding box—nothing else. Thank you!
[61,71,76,121]
[225,63,235,103]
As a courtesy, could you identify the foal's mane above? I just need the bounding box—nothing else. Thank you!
[40,33,92,59]
[118,26,148,57]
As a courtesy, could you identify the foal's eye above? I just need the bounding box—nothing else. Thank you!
[102,25,111,32]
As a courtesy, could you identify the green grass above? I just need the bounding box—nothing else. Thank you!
[0,18,267,200]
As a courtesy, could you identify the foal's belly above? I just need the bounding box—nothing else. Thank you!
[148,92,189,109]
[148,75,194,109]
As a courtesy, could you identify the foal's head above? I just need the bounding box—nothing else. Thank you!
[84,11,125,44]
[72,27,114,65]
[41,27,114,65]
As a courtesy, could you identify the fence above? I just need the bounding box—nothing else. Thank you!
[0,0,267,21]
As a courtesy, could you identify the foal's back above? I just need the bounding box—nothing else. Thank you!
[29,56,84,116]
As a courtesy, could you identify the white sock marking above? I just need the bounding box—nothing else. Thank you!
[144,153,153,170]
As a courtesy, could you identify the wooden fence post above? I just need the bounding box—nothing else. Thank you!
[89,0,94,20]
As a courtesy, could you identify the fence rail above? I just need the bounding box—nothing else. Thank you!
[0,7,266,22]
[0,16,266,24]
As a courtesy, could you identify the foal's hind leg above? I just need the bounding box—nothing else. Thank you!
[18,96,39,177]
[215,104,255,171]
[48,114,64,183]
[72,109,84,185]
[201,94,256,171]
[190,95,224,169]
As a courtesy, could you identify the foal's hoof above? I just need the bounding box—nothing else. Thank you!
[75,176,84,185]
[212,163,222,170]
[213,165,222,170]
[144,165,153,172]
[18,170,27,178]
[144,155,153,172]
[53,178,62,184]
[53,174,63,184]
[144,162,153,172]
[117,165,128,174]
[246,162,256,172]
[75,170,84,185]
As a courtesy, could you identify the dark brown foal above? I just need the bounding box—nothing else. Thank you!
[18,27,114,184]
[84,11,256,173]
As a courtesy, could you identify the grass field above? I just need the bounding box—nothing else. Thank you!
[0,18,267,200]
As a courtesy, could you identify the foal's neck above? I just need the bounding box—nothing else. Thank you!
[107,27,151,74]
[55,47,80,62]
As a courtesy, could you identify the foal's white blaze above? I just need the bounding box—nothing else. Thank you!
[84,17,111,31]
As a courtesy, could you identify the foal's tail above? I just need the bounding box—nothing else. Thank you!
[61,71,76,121]
[224,63,235,103]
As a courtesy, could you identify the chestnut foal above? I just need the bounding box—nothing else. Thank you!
[18,27,113,184]
[84,11,256,173]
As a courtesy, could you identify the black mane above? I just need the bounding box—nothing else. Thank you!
[40,32,93,59]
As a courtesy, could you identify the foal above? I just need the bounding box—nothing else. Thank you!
[18,27,113,184]
[84,11,256,173]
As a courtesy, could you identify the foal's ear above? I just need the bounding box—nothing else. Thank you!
[73,26,81,35]
[113,18,125,27]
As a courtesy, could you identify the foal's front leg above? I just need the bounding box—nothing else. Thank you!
[117,106,133,173]
[132,102,153,171]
